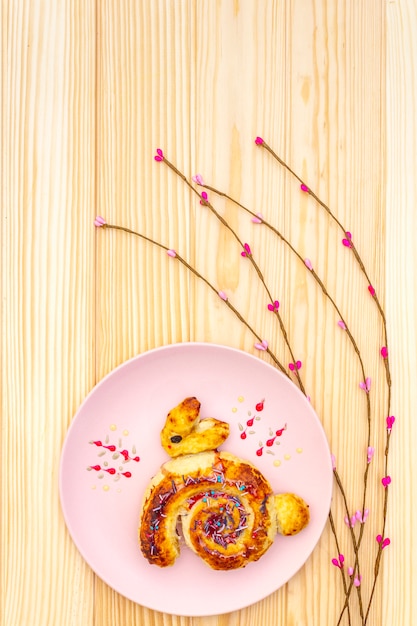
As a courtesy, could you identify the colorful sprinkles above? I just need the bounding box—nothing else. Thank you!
[87,425,140,490]
[232,395,305,467]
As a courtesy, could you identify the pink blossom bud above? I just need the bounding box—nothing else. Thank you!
[192,173,205,186]
[94,216,106,227]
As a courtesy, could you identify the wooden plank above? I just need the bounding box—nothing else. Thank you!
[1,2,96,625]
[385,2,417,624]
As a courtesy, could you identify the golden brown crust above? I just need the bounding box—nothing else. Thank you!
[160,397,230,458]
[274,493,310,536]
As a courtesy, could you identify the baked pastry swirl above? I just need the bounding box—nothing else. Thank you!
[139,450,309,570]
[138,397,310,570]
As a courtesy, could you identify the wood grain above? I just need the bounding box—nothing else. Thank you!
[1,2,97,625]
[1,1,416,624]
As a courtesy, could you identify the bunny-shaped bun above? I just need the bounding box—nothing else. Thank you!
[139,397,309,569]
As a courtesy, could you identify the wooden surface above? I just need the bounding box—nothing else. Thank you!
[2,1,416,624]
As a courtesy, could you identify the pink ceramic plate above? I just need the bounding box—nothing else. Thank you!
[59,343,333,616]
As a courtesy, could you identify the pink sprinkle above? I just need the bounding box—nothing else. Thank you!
[368,285,376,296]
[338,320,347,330]
[167,249,177,257]
[255,136,264,145]
[267,300,280,312]
[218,290,228,301]
[254,340,268,351]
[386,415,395,431]
[200,191,208,205]
[380,346,388,358]
[300,184,309,193]
[241,243,252,257]
[304,258,313,270]
[154,148,164,162]
[381,475,391,488]
[192,173,205,186]
[251,212,263,224]
[94,216,106,227]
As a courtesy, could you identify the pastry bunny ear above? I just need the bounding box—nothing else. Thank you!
[274,493,310,536]
[165,418,230,457]
[160,397,230,457]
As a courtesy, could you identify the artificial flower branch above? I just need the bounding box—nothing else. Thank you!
[329,510,353,626]
[254,137,394,624]
[95,219,288,378]
[155,150,306,395]
[255,137,392,398]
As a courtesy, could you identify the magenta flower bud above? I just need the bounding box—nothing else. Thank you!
[154,148,164,162]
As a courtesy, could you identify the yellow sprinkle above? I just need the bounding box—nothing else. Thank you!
[103,485,110,492]
[238,396,244,402]
[123,429,129,436]
[273,460,281,467]
[91,484,96,489]
[284,454,291,461]
[232,407,237,413]
[296,447,303,454]
[110,424,117,431]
